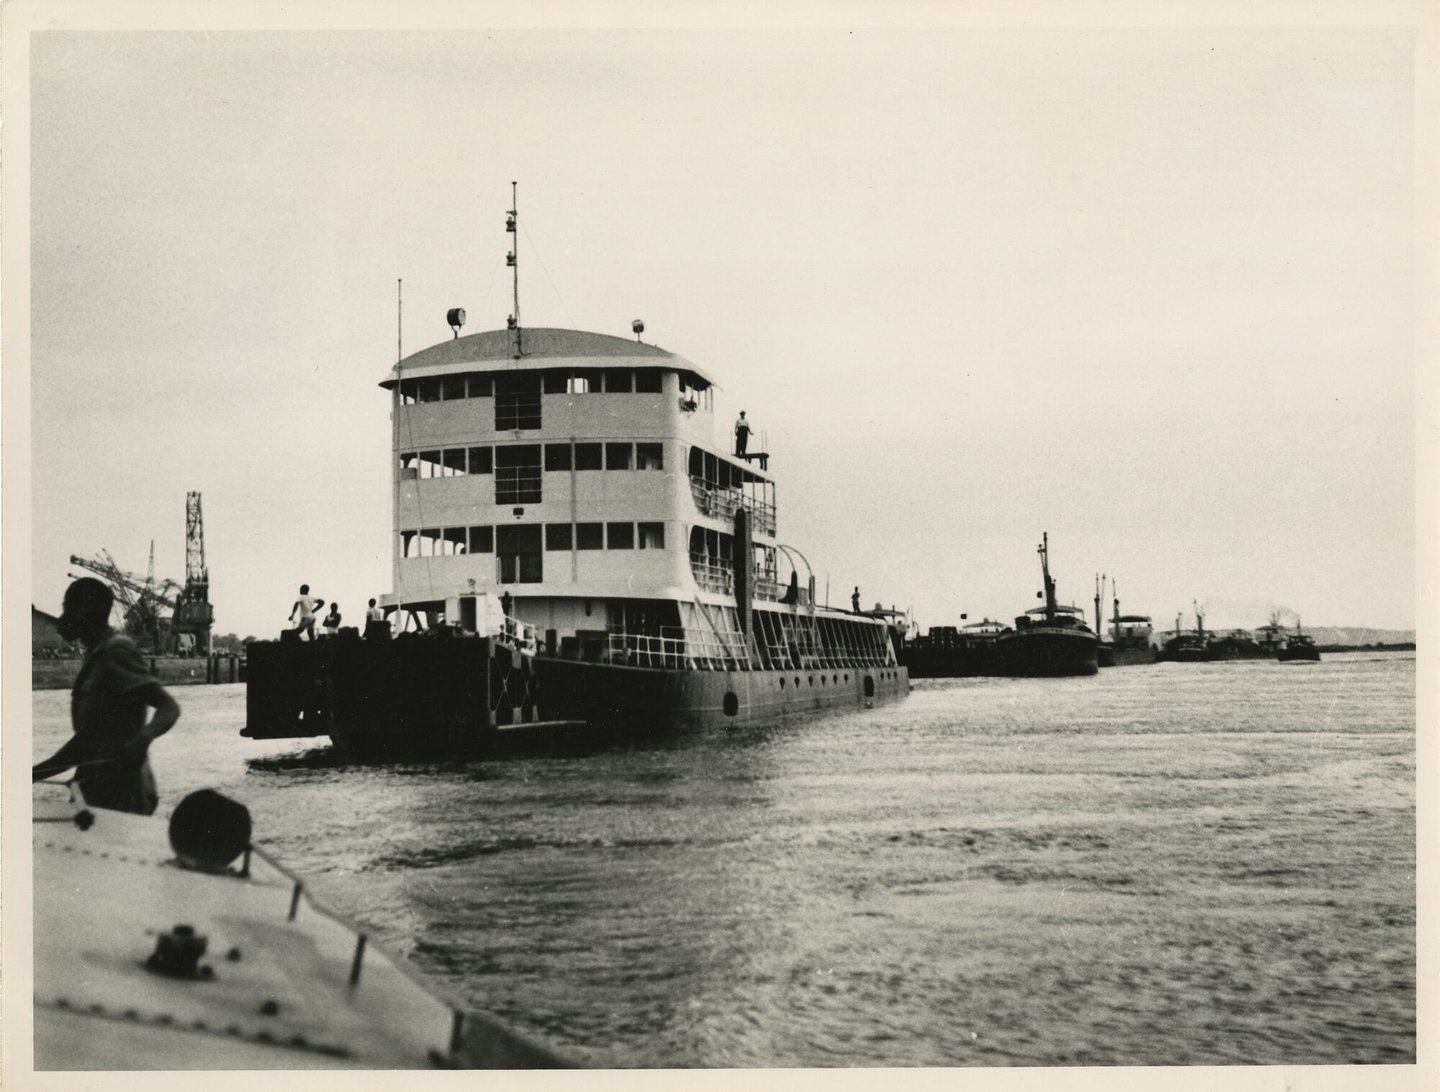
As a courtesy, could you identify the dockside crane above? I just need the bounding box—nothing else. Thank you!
[171,491,214,655]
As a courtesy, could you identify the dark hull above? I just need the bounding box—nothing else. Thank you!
[993,628,1098,677]
[1278,645,1321,662]
[1156,639,1210,663]
[1206,641,1278,661]
[898,642,998,678]
[243,632,909,759]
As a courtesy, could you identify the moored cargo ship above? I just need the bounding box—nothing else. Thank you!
[991,534,1098,677]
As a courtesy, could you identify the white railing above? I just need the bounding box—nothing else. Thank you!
[496,615,540,655]
[688,478,777,536]
[606,626,750,670]
[689,554,734,595]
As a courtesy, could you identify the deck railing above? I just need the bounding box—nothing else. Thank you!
[606,627,751,670]
[688,478,777,537]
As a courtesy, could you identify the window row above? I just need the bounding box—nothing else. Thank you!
[399,368,666,405]
[401,442,665,480]
[402,521,666,557]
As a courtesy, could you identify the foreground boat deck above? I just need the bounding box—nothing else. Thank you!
[32,790,566,1070]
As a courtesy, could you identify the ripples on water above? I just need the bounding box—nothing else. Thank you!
[31,653,1416,1067]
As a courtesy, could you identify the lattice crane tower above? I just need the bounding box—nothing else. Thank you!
[171,491,214,654]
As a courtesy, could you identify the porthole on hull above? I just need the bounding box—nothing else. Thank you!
[723,692,739,716]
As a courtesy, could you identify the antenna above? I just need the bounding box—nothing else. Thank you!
[397,278,403,362]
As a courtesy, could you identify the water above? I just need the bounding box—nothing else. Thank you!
[31,652,1416,1067]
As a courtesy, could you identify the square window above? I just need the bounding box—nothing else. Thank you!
[417,378,441,403]
[469,526,494,553]
[441,375,466,401]
[443,527,468,554]
[574,443,602,470]
[544,444,572,471]
[399,379,419,404]
[542,371,568,394]
[636,442,664,470]
[546,524,573,551]
[606,443,632,470]
[606,522,634,549]
[467,374,492,398]
[468,447,492,474]
[638,522,665,549]
[603,369,632,392]
[634,370,662,393]
[419,450,441,479]
[442,449,467,476]
[576,522,604,550]
[566,375,590,394]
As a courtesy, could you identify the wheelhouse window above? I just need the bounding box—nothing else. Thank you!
[441,374,467,401]
[634,370,663,393]
[469,526,494,553]
[468,446,492,474]
[443,528,468,554]
[636,442,664,470]
[544,443,572,471]
[468,374,492,398]
[545,524,573,551]
[495,445,542,504]
[606,443,632,470]
[417,378,441,403]
[606,522,634,549]
[574,443,603,471]
[576,522,604,550]
[495,375,541,430]
[638,522,665,549]
[603,369,632,392]
[442,449,467,476]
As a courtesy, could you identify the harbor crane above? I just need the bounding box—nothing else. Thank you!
[67,491,214,655]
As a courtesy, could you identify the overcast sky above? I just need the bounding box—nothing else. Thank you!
[16,11,1423,639]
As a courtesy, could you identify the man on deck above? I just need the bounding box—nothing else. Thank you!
[734,411,751,457]
[32,578,181,815]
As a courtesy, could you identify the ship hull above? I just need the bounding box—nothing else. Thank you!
[243,633,909,758]
[1100,643,1156,667]
[993,628,1098,677]
[1277,645,1320,662]
[897,643,998,678]
[535,657,910,733]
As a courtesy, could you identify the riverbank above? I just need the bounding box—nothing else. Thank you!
[33,654,244,691]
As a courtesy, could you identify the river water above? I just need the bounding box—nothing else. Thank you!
[31,652,1416,1068]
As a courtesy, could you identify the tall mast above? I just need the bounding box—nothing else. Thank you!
[1038,532,1057,621]
[1094,573,1103,634]
[506,181,521,357]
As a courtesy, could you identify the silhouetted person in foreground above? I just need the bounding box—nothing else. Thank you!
[322,603,342,637]
[364,597,389,640]
[33,577,180,815]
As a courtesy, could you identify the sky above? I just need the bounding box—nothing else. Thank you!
[12,7,1426,641]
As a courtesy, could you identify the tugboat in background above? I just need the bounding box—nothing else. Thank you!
[1156,603,1211,663]
[1277,619,1321,662]
[992,533,1099,677]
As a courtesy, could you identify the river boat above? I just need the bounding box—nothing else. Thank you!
[1100,582,1156,666]
[900,618,1006,677]
[992,534,1098,677]
[32,787,565,1069]
[1277,620,1321,662]
[243,188,908,756]
[1206,629,1270,661]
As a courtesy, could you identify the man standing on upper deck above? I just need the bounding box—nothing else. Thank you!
[32,578,181,815]
[735,411,751,457]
